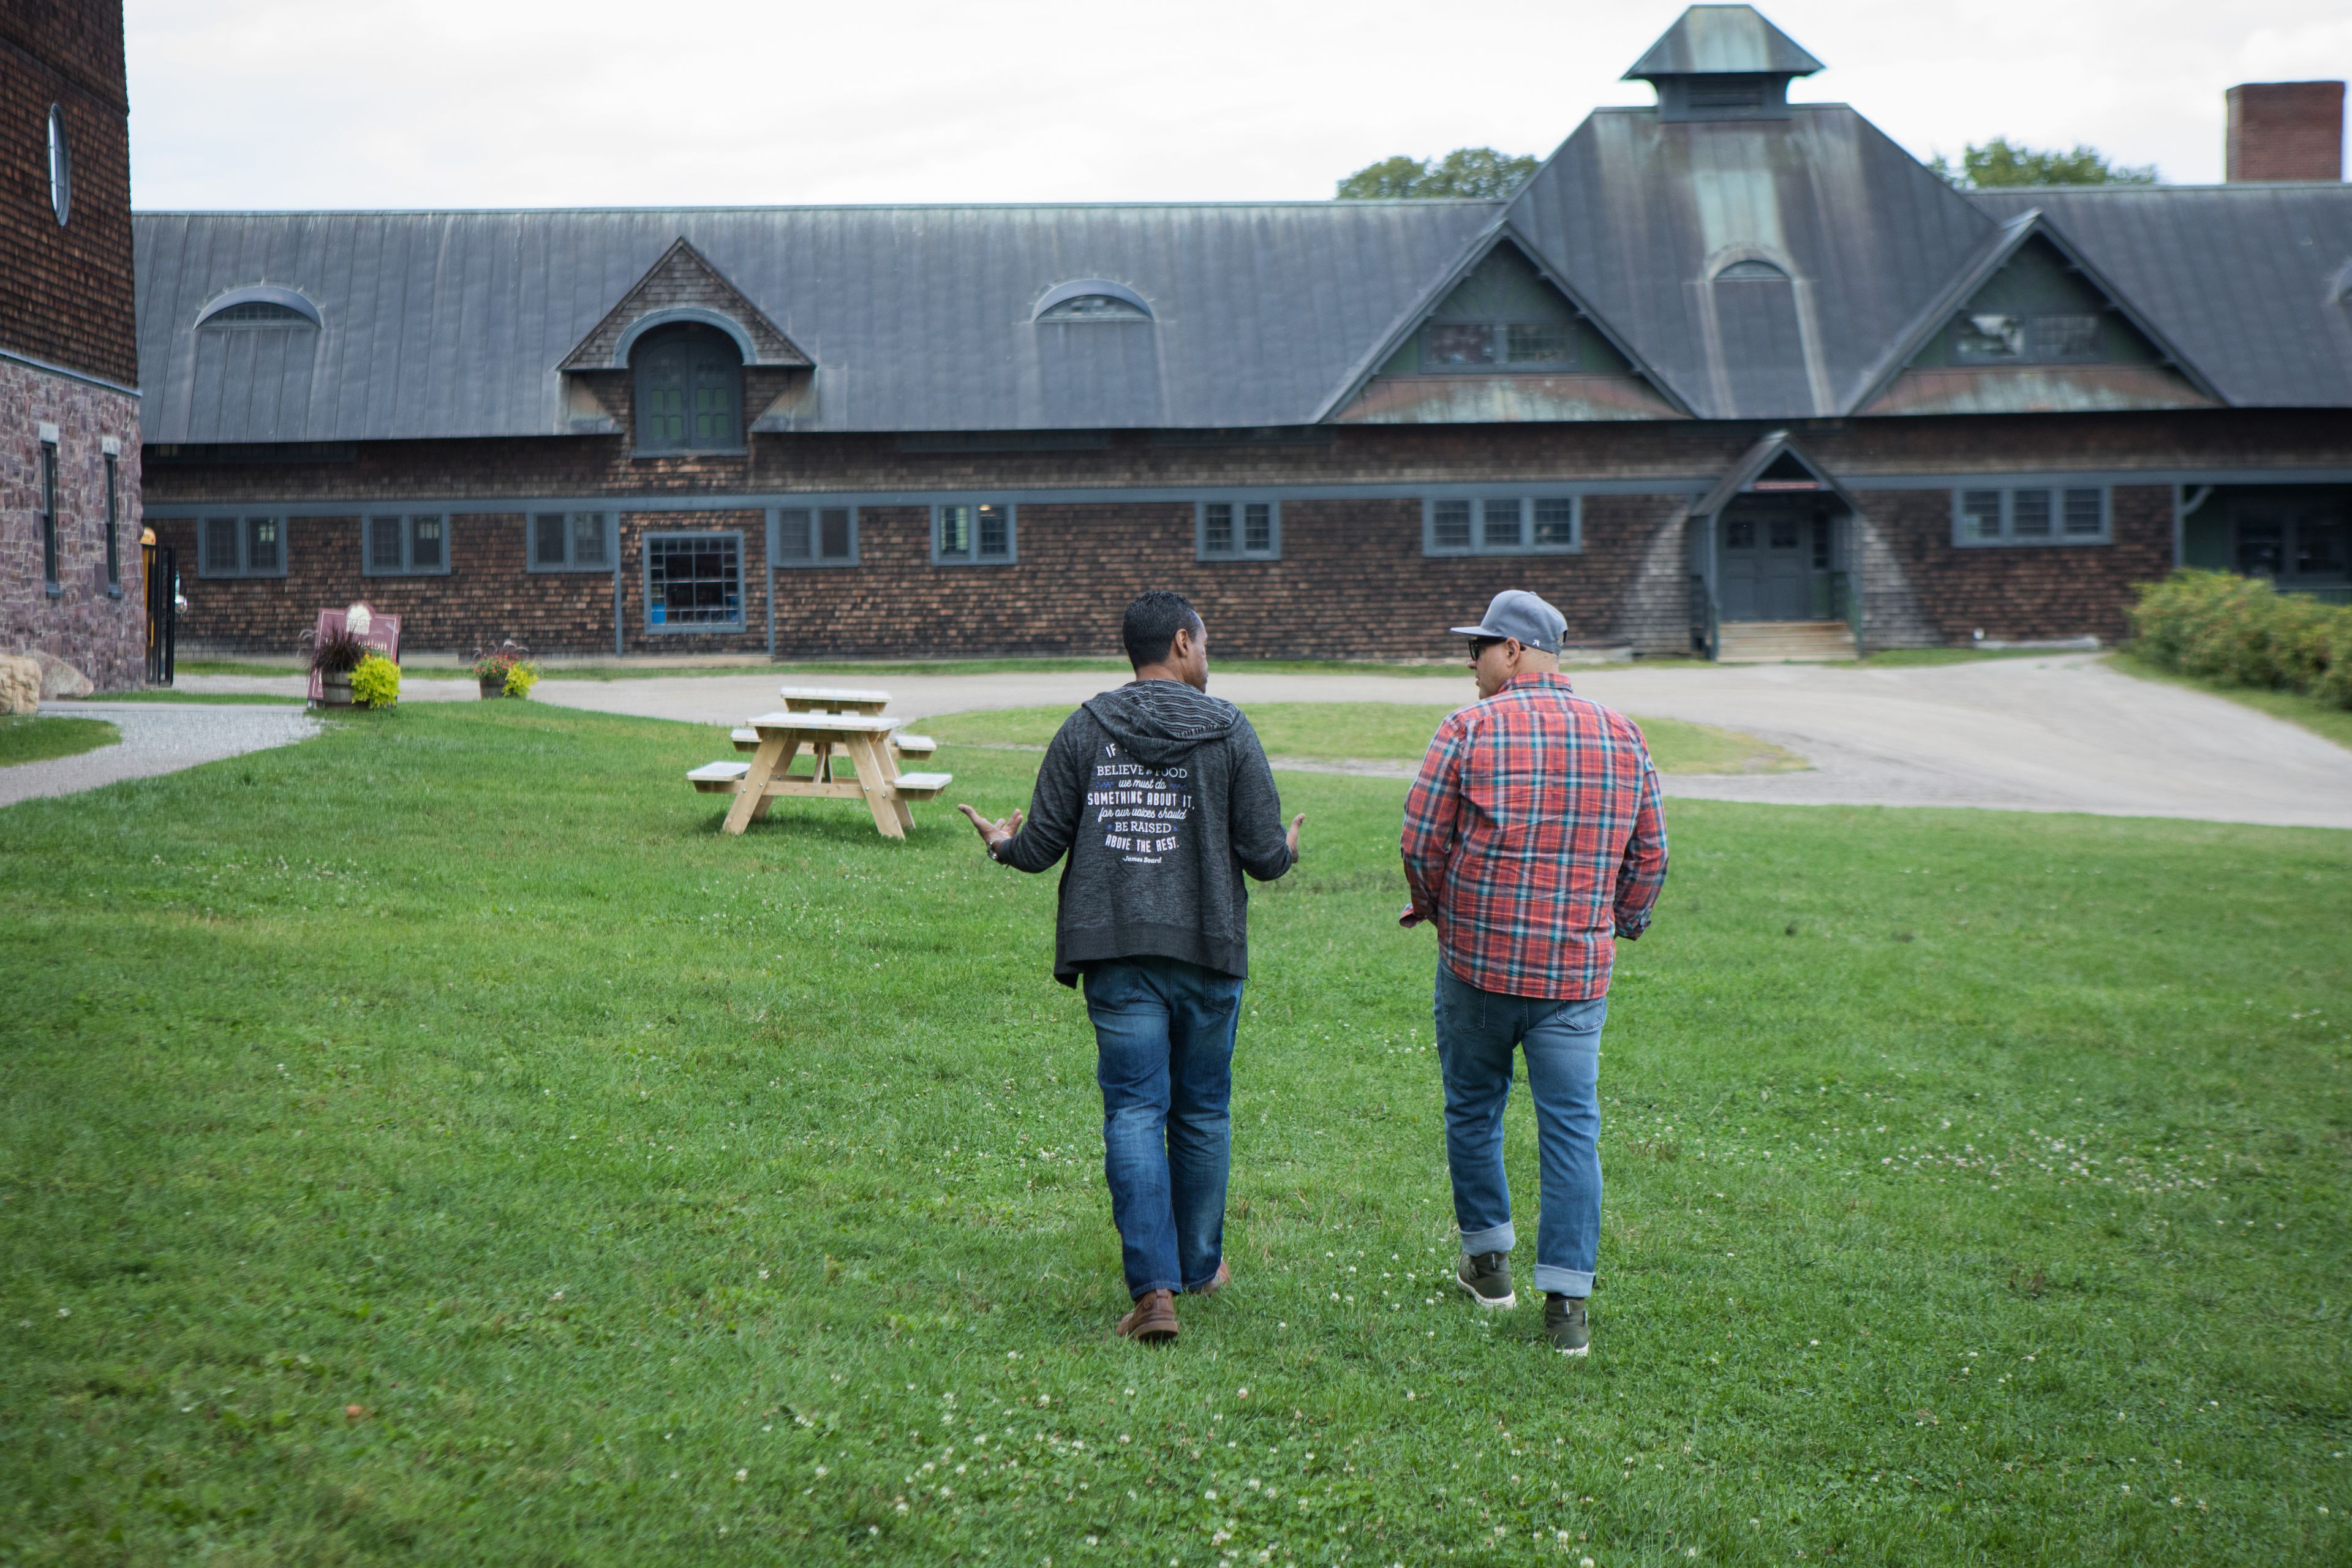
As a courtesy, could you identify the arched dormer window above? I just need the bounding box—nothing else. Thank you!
[633,323,742,453]
[196,285,322,332]
[1033,279,1153,322]
[1714,258,1789,282]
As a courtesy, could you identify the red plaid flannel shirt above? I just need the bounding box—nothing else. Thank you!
[1400,671,1668,1000]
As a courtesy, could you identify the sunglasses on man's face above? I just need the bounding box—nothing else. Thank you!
[1467,637,1506,661]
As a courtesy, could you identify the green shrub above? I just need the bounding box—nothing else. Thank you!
[502,662,539,698]
[2128,569,2351,708]
[350,654,401,709]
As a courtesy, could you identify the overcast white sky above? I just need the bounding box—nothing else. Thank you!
[124,0,2352,211]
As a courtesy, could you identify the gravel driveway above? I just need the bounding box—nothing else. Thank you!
[172,655,2352,829]
[1,702,320,809]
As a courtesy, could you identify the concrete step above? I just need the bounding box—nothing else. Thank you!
[1717,620,1858,663]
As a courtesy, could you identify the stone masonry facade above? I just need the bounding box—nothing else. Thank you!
[0,359,142,688]
[143,407,2352,662]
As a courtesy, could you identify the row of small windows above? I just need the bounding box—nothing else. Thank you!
[1428,496,1581,555]
[1953,487,2109,546]
[1425,323,1577,371]
[1955,312,2103,365]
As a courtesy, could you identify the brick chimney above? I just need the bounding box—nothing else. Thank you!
[2225,81,2344,182]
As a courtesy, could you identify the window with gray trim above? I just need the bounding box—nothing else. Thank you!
[933,502,1014,564]
[46,105,69,225]
[104,453,119,590]
[1197,499,1278,560]
[363,514,451,575]
[1422,322,1577,371]
[198,516,289,579]
[777,506,857,567]
[1952,486,2109,546]
[633,325,742,453]
[39,440,59,589]
[645,532,744,630]
[1423,495,1580,556]
[529,511,614,572]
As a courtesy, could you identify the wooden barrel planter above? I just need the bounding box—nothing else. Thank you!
[318,672,355,707]
[480,675,505,699]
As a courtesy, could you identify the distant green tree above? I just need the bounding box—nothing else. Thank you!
[1928,137,2160,188]
[1336,147,1539,200]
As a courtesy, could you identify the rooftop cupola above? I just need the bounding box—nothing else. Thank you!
[1625,4,1824,123]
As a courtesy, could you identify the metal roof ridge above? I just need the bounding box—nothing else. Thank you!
[133,198,1512,219]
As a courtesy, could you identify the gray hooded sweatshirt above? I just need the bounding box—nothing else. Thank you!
[993,680,1295,986]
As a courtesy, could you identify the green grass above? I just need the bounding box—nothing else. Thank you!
[3,703,2348,1566]
[2107,650,2352,753]
[77,691,307,706]
[176,660,312,678]
[927,703,1805,775]
[0,715,118,767]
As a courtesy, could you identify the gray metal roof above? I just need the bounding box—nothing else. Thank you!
[1970,185,2352,409]
[1504,105,2000,420]
[1624,5,1824,80]
[134,202,1499,443]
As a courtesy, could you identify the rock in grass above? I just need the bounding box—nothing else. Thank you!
[31,652,92,699]
[0,654,39,714]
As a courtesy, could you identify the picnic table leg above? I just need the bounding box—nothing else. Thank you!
[841,733,907,840]
[869,729,916,834]
[748,734,796,822]
[722,733,791,835]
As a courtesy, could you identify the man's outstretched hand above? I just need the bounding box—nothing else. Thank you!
[957,803,1023,854]
[1286,813,1305,860]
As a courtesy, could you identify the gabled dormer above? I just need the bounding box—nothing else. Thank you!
[1624,4,1824,123]
[557,238,813,446]
[1325,235,1685,423]
[1852,216,2217,415]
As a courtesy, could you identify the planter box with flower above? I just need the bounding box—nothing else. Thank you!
[301,626,369,707]
[472,642,540,699]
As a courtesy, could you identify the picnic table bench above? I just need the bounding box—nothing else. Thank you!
[687,686,951,840]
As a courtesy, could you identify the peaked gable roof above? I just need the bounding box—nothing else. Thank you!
[559,238,809,370]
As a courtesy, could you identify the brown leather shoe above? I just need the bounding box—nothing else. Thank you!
[1117,1289,1179,1343]
[1188,1260,1232,1297]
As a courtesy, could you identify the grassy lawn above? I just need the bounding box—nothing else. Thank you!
[0,715,118,768]
[77,692,308,707]
[927,703,1805,775]
[2,703,2346,1565]
[2106,651,2352,753]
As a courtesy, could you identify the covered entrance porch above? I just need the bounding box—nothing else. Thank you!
[1689,432,1861,662]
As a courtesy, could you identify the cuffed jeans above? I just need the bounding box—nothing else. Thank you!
[1081,956,1243,1299]
[1433,963,1606,1298]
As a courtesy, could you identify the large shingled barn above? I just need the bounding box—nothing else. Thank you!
[136,6,2352,662]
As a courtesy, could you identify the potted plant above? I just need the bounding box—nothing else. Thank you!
[350,652,401,709]
[472,640,539,699]
[301,625,369,707]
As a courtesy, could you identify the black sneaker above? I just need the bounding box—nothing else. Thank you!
[1455,1250,1517,1311]
[1544,1294,1589,1356]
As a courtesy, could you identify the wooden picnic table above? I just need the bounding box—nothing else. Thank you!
[775,685,891,715]
[687,709,951,840]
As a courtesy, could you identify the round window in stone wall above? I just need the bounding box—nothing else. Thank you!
[47,105,71,225]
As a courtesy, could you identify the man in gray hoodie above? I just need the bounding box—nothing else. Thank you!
[959,590,1301,1344]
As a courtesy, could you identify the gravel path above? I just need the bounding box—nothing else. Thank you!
[172,655,2352,829]
[0,703,320,808]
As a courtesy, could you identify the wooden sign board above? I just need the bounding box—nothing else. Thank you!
[306,605,402,702]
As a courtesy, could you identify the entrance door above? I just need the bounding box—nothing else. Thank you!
[1718,503,1815,620]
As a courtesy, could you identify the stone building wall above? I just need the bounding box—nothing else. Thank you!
[0,359,142,688]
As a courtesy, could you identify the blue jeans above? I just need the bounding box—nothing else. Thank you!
[1081,957,1244,1299]
[1433,963,1606,1298]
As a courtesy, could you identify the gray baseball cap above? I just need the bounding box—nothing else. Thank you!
[1451,589,1566,654]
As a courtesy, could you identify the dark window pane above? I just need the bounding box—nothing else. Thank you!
[777,508,812,560]
[1768,517,1800,549]
[2062,490,2104,538]
[1425,324,1495,366]
[571,513,608,565]
[410,516,443,568]
[693,371,736,445]
[369,518,403,570]
[1038,293,1150,321]
[819,508,851,560]
[39,445,58,584]
[2295,518,2345,576]
[1433,500,1472,549]
[1482,499,1523,548]
[647,534,741,626]
[1955,314,2022,362]
[206,517,241,574]
[1504,324,1572,364]
[1243,503,1272,554]
[246,518,279,573]
[1724,518,1755,550]
[1203,502,1232,554]
[533,514,569,565]
[1811,516,1831,568]
[1533,498,1576,546]
[104,454,118,586]
[938,505,970,557]
[2236,522,2283,577]
[977,505,1009,557]
[2011,490,2052,538]
[1959,490,2003,541]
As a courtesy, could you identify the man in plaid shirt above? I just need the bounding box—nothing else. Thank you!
[1400,589,1668,1355]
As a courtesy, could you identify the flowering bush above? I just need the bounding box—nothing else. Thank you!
[472,641,539,699]
[2128,570,2350,708]
[349,653,401,709]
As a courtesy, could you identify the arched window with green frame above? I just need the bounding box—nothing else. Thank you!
[632,323,742,453]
